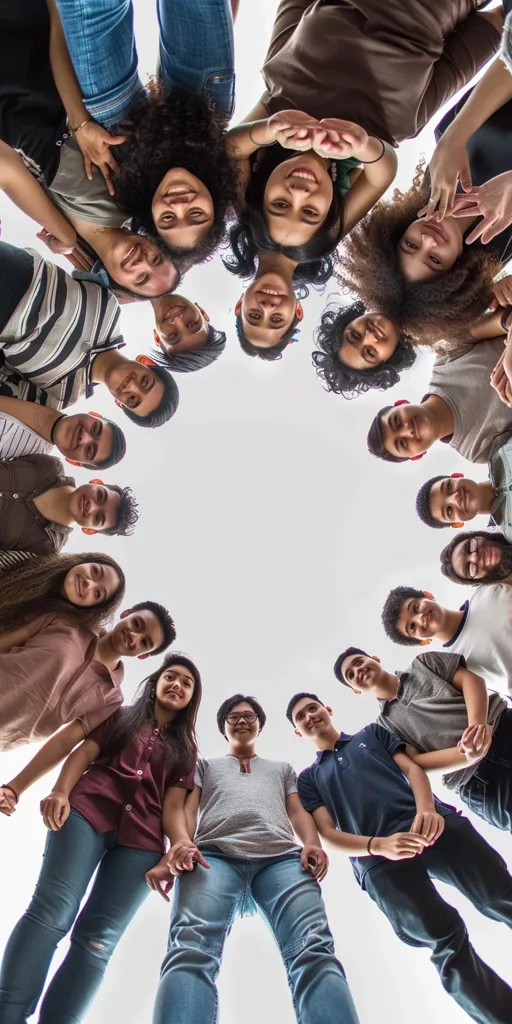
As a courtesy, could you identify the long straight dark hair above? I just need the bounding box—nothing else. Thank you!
[99,652,202,779]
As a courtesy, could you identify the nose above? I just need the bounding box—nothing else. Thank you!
[259,296,280,309]
[419,229,438,251]
[287,181,312,196]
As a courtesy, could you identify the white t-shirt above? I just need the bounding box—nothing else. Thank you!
[0,411,52,460]
[445,584,512,697]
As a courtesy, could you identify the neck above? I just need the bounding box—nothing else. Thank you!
[256,252,298,283]
[35,484,76,526]
[313,723,340,752]
[437,607,464,644]
[154,703,175,729]
[71,221,120,261]
[423,394,455,440]
[228,741,257,758]
[374,671,399,700]
[91,348,128,384]
[479,480,496,513]
[95,631,122,671]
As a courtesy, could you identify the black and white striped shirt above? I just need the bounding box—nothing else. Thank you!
[0,250,125,409]
[0,411,53,459]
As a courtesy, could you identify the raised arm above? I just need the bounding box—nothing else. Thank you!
[0,141,76,251]
[40,735,100,830]
[0,720,86,816]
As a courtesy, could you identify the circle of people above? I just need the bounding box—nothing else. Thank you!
[1,1,512,1023]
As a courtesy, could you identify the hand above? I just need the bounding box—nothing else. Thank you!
[491,344,512,407]
[300,843,329,881]
[36,227,76,257]
[451,171,512,245]
[421,134,472,220]
[312,118,368,160]
[167,840,210,876]
[488,274,512,311]
[458,724,493,764]
[40,791,70,831]
[74,120,126,196]
[371,832,430,861]
[267,110,323,152]
[145,860,175,902]
[409,809,445,845]
[0,786,17,816]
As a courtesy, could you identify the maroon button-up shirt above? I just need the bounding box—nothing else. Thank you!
[70,712,195,852]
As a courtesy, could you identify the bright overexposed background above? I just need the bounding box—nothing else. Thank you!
[1,2,511,1022]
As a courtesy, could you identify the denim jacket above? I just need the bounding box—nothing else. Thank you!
[489,435,512,541]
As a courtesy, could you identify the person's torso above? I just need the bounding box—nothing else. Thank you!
[48,138,128,227]
[0,454,72,554]
[0,411,52,460]
[449,585,512,696]
[489,437,512,541]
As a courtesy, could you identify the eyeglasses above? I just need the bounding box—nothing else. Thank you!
[225,712,258,725]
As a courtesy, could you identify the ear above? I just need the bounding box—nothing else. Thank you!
[451,472,464,479]
[352,689,362,696]
[420,639,432,646]
[371,654,381,663]
[138,652,150,660]
[89,411,102,419]
[294,728,302,738]
[195,304,210,322]
[136,354,156,367]
[119,608,131,620]
[81,527,98,536]
[235,298,243,316]
[153,330,161,347]
[296,300,304,322]
[423,591,435,600]
[325,705,333,715]
[410,453,425,461]
[65,459,81,467]
[115,399,123,408]
[89,478,103,485]
[451,522,464,529]
[393,399,409,407]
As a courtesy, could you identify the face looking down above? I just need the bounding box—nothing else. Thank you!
[450,535,508,582]
[109,610,165,658]
[105,358,164,417]
[61,562,122,607]
[398,215,463,283]
[397,595,444,641]
[152,168,214,250]
[153,294,210,354]
[69,484,121,532]
[107,234,179,297]
[429,477,480,526]
[291,697,331,737]
[55,414,114,466]
[236,272,301,347]
[263,153,334,248]
[224,702,260,743]
[338,313,399,371]
[155,663,196,713]
[381,403,436,459]
[341,652,382,692]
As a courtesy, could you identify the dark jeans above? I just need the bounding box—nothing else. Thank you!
[460,708,512,832]
[0,810,161,1024]
[0,241,34,332]
[364,813,512,1024]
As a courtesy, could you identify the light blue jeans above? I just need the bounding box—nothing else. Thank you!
[54,0,235,128]
[153,851,359,1024]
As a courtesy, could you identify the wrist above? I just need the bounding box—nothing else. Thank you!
[2,782,19,803]
[357,136,384,163]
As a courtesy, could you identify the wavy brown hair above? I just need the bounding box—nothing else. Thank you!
[0,552,126,633]
[335,164,500,345]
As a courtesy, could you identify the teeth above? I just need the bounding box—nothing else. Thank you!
[290,171,316,182]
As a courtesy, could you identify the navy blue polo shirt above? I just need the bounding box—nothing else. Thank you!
[298,723,456,888]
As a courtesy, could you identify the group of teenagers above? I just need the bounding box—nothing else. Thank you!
[4,0,512,1022]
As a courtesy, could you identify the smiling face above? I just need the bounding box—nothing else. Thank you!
[55,414,114,466]
[264,153,334,247]
[291,697,331,739]
[398,216,463,283]
[153,294,209,354]
[381,403,436,459]
[106,233,179,297]
[155,662,196,714]
[341,653,383,692]
[104,359,164,417]
[451,535,505,582]
[223,701,260,746]
[237,272,298,347]
[397,595,445,642]
[429,477,480,525]
[151,168,214,249]
[61,562,121,607]
[68,484,121,532]
[109,610,165,658]
[338,313,400,371]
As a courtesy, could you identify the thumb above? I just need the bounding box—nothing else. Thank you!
[109,135,126,146]
[196,851,210,869]
[460,160,472,192]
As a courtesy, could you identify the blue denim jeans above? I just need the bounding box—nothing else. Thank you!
[0,810,161,1024]
[54,0,235,128]
[459,708,512,832]
[153,851,359,1024]
[364,813,512,1024]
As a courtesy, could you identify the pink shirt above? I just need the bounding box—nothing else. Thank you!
[0,613,124,750]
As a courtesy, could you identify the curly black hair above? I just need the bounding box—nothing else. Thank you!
[440,529,512,587]
[223,210,334,287]
[312,300,417,399]
[382,586,425,646]
[102,485,140,537]
[416,476,449,529]
[113,83,239,264]
[335,163,500,345]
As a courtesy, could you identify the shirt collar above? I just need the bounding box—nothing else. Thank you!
[315,731,351,761]
[443,600,470,647]
[72,260,110,289]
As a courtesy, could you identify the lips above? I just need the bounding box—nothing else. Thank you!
[121,243,141,269]
[75,573,84,600]
[368,318,387,342]
[423,221,447,244]
[115,372,135,397]
[80,493,88,519]
[258,288,286,298]
[483,545,500,569]
[287,168,317,183]
[164,187,196,201]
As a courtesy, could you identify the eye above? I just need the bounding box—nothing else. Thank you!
[405,239,417,250]
[446,480,452,494]
[446,504,453,520]
[141,637,150,649]
[303,208,318,218]
[270,315,284,324]
[430,254,442,266]
[94,514,104,528]
[409,621,416,635]
[399,438,408,451]
[135,274,149,286]
[128,394,139,408]
[150,253,163,266]
[272,200,289,210]
[85,444,95,461]
[364,347,377,363]
[92,421,101,437]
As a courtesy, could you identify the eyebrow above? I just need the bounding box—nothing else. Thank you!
[266,209,318,225]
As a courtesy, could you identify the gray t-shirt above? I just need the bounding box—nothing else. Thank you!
[428,337,512,463]
[193,755,301,858]
[48,138,127,227]
[377,651,507,792]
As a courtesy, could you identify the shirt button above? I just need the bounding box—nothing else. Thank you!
[13,494,18,499]
[125,804,132,811]
[137,770,143,776]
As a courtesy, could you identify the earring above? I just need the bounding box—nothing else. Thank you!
[149,686,156,701]
[420,639,432,646]
[329,160,338,182]
[451,472,464,479]
[394,399,409,407]
[410,453,425,461]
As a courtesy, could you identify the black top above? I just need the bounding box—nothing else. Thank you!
[435,88,512,266]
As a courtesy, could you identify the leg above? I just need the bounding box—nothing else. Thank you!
[252,854,359,1024]
[54,0,145,128]
[38,844,161,1024]
[0,811,106,1024]
[459,710,512,833]
[156,0,235,122]
[365,853,512,1024]
[153,854,246,1024]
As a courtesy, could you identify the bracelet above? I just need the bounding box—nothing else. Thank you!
[500,305,512,332]
[1,783,19,804]
[360,137,386,164]
[71,116,92,135]
[366,836,374,855]
[249,125,277,148]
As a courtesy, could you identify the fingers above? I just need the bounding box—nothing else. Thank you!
[101,166,116,197]
[83,155,93,182]
[194,851,211,869]
[109,134,126,146]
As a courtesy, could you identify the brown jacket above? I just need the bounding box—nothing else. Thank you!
[261,0,500,145]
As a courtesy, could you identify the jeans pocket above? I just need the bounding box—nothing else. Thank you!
[204,71,235,121]
[462,776,488,824]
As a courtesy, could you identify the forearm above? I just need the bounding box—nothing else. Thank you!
[443,57,512,148]
[0,397,59,441]
[163,804,193,847]
[459,670,489,726]
[355,139,397,187]
[320,824,372,857]
[226,119,275,158]
[6,723,85,798]
[0,142,75,246]
[407,747,466,772]
[289,807,322,848]
[51,745,95,797]
[46,0,89,128]
[470,309,507,341]
[402,761,436,811]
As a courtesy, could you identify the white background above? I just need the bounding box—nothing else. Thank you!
[1,2,511,1022]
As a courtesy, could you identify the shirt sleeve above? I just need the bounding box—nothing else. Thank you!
[0,368,58,407]
[371,722,406,757]
[79,697,123,736]
[297,768,324,813]
[416,651,466,685]
[84,709,123,749]
[169,762,196,792]
[194,758,204,789]
[283,762,298,796]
